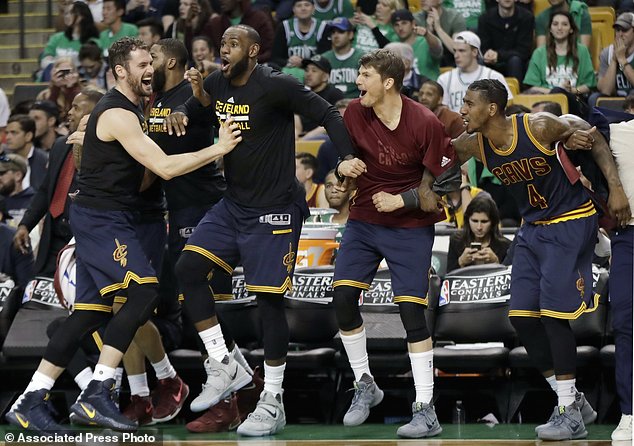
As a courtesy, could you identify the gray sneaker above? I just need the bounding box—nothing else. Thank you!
[536,403,587,441]
[237,390,286,436]
[190,355,251,412]
[576,391,597,425]
[342,373,384,426]
[535,392,597,433]
[397,402,442,438]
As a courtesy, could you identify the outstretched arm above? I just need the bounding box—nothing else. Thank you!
[451,131,482,164]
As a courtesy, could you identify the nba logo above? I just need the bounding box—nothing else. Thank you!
[439,280,450,306]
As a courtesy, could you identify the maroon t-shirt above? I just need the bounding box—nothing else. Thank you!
[343,95,456,228]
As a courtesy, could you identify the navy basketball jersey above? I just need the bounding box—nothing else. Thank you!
[479,114,594,224]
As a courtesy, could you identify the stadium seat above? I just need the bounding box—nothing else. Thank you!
[596,96,626,111]
[296,139,322,156]
[511,93,569,114]
[589,6,616,22]
[408,0,421,12]
[533,0,550,16]
[11,83,48,107]
[505,77,521,96]
[432,264,515,421]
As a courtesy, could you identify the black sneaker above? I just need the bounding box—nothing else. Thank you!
[5,389,64,433]
[70,379,137,432]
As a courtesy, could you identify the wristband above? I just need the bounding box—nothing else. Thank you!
[334,159,346,183]
[400,188,420,209]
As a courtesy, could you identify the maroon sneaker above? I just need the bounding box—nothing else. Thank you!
[186,394,241,433]
[123,395,153,426]
[151,375,190,423]
[237,366,264,421]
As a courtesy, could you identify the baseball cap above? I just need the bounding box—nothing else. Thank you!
[302,54,332,73]
[391,9,414,24]
[454,31,482,57]
[328,17,354,32]
[0,153,28,176]
[31,100,60,123]
[614,12,634,30]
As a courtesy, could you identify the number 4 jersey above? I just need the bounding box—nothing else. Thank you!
[479,113,594,224]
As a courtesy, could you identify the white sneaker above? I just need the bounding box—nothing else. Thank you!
[190,355,251,412]
[612,414,632,441]
[237,390,286,436]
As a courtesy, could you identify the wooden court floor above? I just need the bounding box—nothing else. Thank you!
[0,423,621,446]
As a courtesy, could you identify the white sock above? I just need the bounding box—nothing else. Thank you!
[231,346,254,375]
[557,378,577,407]
[340,329,371,382]
[409,350,434,404]
[152,354,177,380]
[93,364,117,382]
[11,371,55,411]
[545,374,558,393]
[263,363,285,395]
[199,325,229,362]
[127,373,150,397]
[74,367,93,391]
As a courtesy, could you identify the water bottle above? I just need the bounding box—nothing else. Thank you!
[452,400,466,424]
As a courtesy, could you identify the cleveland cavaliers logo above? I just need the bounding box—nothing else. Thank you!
[282,243,296,274]
[113,239,128,267]
[576,277,585,297]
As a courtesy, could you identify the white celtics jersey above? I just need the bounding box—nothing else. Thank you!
[437,65,514,112]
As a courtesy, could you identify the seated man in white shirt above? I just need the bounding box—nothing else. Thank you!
[437,31,513,112]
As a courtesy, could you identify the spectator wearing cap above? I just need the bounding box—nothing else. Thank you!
[477,0,534,82]
[0,154,35,229]
[29,101,64,152]
[296,55,344,139]
[437,31,513,112]
[0,195,33,289]
[534,0,591,48]
[313,0,353,22]
[208,0,275,62]
[414,0,465,67]
[271,0,328,82]
[4,115,48,192]
[321,17,364,98]
[418,79,465,138]
[594,12,634,106]
[392,8,442,81]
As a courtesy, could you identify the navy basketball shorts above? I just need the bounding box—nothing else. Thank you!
[509,214,598,319]
[170,205,233,301]
[332,220,435,305]
[70,204,158,313]
[183,197,309,295]
[114,216,167,306]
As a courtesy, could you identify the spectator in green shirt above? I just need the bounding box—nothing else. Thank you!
[414,0,466,66]
[392,8,442,80]
[99,0,139,57]
[524,11,596,116]
[534,0,591,49]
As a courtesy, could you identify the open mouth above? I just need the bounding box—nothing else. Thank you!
[221,58,230,72]
[141,77,152,87]
[359,90,366,97]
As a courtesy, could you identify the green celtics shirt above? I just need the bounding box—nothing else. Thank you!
[322,48,364,98]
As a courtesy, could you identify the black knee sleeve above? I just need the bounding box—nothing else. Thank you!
[542,316,577,376]
[398,301,430,343]
[43,310,110,368]
[510,316,554,373]
[334,285,363,331]
[176,251,218,324]
[257,293,288,360]
[46,317,66,339]
[102,283,159,353]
